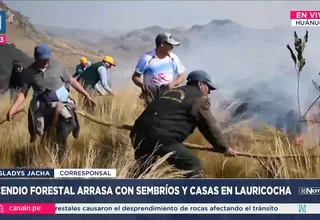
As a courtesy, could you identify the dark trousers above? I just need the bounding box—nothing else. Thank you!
[27,107,77,163]
[131,133,202,178]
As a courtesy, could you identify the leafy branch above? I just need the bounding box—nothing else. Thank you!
[286,30,308,118]
[286,31,320,136]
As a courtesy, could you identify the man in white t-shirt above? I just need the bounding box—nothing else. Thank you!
[132,32,186,105]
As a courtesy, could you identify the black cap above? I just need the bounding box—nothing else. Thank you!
[187,70,217,90]
[155,32,180,47]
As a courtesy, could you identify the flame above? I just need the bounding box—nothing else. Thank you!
[295,136,303,145]
[295,105,320,146]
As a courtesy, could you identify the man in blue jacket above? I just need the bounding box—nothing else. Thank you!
[73,56,92,80]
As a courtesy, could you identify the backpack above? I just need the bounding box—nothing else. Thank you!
[8,60,24,89]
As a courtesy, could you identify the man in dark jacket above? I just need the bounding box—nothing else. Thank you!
[130,70,236,178]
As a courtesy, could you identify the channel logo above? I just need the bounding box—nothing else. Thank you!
[298,187,320,195]
[298,204,307,213]
[0,35,6,44]
[0,11,6,34]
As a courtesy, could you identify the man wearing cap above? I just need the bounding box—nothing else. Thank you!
[78,56,115,96]
[130,70,236,178]
[73,57,92,80]
[6,43,96,159]
[132,32,186,105]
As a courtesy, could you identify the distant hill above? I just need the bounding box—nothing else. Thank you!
[119,25,187,42]
[96,19,258,53]
[189,19,235,32]
[33,19,262,58]
[95,25,189,57]
[0,1,49,38]
[35,24,126,44]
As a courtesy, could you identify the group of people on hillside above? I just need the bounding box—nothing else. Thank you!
[6,32,236,178]
[72,56,115,96]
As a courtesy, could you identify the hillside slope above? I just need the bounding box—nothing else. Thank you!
[0,1,102,74]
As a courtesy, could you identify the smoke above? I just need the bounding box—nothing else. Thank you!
[174,23,320,132]
[110,21,320,136]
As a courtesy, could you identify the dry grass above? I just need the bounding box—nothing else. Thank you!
[0,87,320,179]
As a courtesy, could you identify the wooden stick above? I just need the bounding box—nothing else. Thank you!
[75,108,320,159]
[76,109,133,130]
[0,108,27,125]
[182,142,320,159]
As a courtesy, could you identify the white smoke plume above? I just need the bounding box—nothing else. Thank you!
[174,23,320,132]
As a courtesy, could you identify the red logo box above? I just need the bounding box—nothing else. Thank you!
[0,35,6,44]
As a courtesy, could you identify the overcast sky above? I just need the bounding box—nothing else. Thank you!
[3,1,320,32]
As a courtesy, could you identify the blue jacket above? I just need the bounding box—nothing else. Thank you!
[73,61,92,78]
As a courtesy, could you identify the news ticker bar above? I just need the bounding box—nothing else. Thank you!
[0,169,116,178]
[0,203,317,214]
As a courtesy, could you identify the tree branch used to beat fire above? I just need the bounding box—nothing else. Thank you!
[286,30,308,119]
[0,108,26,125]
[285,30,320,141]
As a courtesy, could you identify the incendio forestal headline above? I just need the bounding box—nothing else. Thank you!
[0,185,292,196]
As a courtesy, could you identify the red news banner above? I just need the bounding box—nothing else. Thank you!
[290,10,320,26]
[0,35,6,44]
